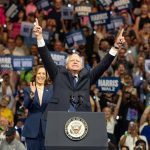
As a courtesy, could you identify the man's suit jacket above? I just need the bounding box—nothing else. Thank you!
[22,85,53,138]
[38,46,115,119]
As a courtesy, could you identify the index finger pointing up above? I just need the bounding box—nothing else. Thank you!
[118,28,124,37]
[35,18,39,26]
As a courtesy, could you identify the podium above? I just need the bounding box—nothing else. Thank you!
[45,111,108,150]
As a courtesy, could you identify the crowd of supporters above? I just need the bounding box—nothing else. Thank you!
[0,0,150,149]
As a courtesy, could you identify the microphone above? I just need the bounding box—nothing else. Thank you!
[78,95,83,106]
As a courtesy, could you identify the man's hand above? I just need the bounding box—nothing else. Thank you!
[114,28,125,50]
[33,18,43,40]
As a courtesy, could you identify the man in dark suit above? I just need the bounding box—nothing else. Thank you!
[33,19,125,114]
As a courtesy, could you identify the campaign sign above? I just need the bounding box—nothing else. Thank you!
[61,6,74,20]
[114,0,132,11]
[20,22,34,37]
[50,51,67,66]
[12,56,34,71]
[10,23,21,39]
[97,77,121,93]
[107,15,124,32]
[65,30,86,47]
[97,0,113,7]
[36,0,51,10]
[32,29,53,43]
[145,59,150,73]
[5,4,19,19]
[89,11,110,26]
[0,56,12,70]
[75,5,92,16]
[126,108,138,121]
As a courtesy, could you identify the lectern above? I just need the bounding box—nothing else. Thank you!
[45,111,108,150]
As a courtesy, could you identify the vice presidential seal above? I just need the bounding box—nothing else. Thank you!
[65,117,88,141]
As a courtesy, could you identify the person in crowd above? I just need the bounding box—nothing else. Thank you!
[1,73,15,109]
[134,139,147,150]
[6,37,15,54]
[47,0,63,32]
[114,63,127,78]
[118,74,144,136]
[138,23,150,45]
[102,90,123,145]
[0,127,25,150]
[0,95,14,125]
[25,0,37,17]
[33,18,125,114]
[97,38,111,60]
[0,117,9,145]
[12,35,30,56]
[132,55,146,101]
[134,4,150,31]
[121,145,129,150]
[119,121,148,150]
[15,118,25,144]
[90,85,101,112]
[22,65,53,150]
[112,47,134,73]
[53,39,65,53]
[139,106,150,146]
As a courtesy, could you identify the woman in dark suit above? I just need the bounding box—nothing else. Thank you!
[22,65,53,150]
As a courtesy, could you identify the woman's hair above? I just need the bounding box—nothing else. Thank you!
[31,65,50,85]
[121,146,129,150]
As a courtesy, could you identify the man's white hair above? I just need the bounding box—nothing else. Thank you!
[65,54,84,68]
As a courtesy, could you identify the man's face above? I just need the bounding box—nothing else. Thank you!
[0,96,10,107]
[66,54,83,73]
[6,134,15,144]
[7,38,15,50]
[99,41,110,51]
[54,0,62,10]
[135,143,146,150]
[54,41,63,52]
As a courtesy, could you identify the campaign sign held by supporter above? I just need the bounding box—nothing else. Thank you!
[32,29,53,43]
[75,5,92,16]
[65,30,86,47]
[50,51,67,66]
[97,77,121,93]
[5,4,19,20]
[20,22,34,37]
[126,108,138,121]
[97,0,113,7]
[107,16,124,32]
[0,56,12,70]
[145,59,150,73]
[61,6,74,20]
[114,0,132,11]
[36,0,52,10]
[89,11,110,26]
[12,56,34,71]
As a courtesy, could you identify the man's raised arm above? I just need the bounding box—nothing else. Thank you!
[90,28,125,84]
[33,18,58,80]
